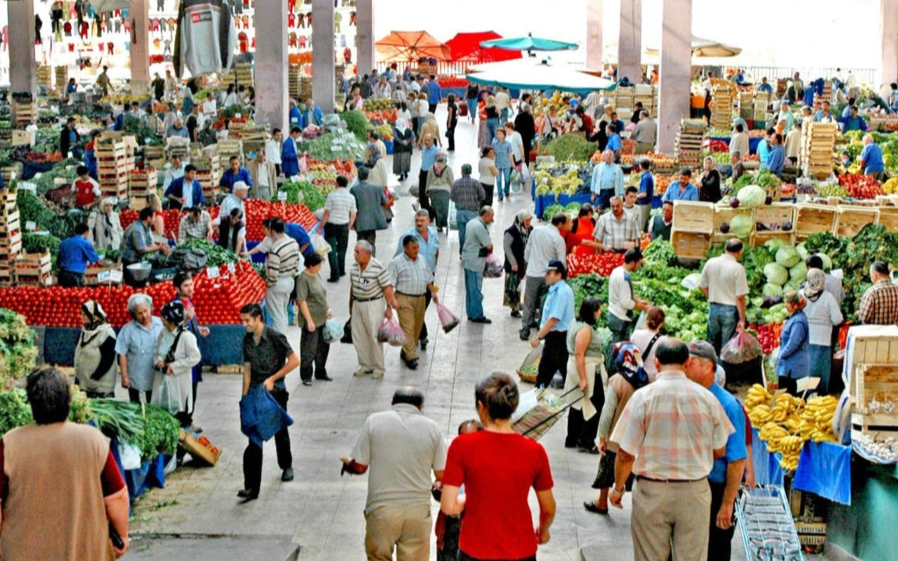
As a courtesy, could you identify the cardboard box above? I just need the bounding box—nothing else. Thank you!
[179,430,221,466]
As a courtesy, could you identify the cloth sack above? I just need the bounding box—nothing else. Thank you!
[239,385,294,448]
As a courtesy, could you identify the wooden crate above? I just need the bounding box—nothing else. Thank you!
[795,203,838,239]
[15,252,51,276]
[128,167,157,196]
[0,210,19,233]
[752,230,795,248]
[845,326,898,432]
[84,264,123,285]
[712,207,754,244]
[879,206,898,233]
[834,207,879,238]
[755,203,795,231]
[671,229,711,260]
[671,201,714,234]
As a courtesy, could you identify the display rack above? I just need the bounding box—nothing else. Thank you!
[675,119,706,169]
[737,485,804,561]
[801,122,837,180]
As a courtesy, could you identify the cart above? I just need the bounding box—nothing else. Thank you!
[737,485,804,561]
[512,387,582,441]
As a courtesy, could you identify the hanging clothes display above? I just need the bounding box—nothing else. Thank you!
[173,0,237,78]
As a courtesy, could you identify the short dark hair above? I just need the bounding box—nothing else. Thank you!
[173,270,193,289]
[268,217,285,233]
[392,386,424,408]
[639,159,651,171]
[27,367,71,424]
[229,155,240,163]
[872,261,890,275]
[806,255,823,270]
[577,296,602,326]
[481,146,493,158]
[184,164,197,173]
[273,128,281,135]
[304,252,323,268]
[735,124,744,133]
[240,303,264,318]
[67,117,76,125]
[76,165,89,176]
[550,213,569,227]
[402,235,419,248]
[766,127,776,135]
[607,123,617,133]
[679,168,692,177]
[475,372,519,421]
[357,166,370,180]
[139,207,155,221]
[624,249,643,265]
[774,133,783,144]
[75,223,90,236]
[457,419,483,434]
[655,338,690,366]
[625,186,638,195]
[290,126,301,134]
[336,175,349,188]
[726,238,744,253]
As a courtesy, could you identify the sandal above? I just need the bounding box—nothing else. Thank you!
[583,500,609,515]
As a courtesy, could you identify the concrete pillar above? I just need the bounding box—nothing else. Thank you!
[657,0,692,154]
[586,0,602,70]
[618,0,642,83]
[129,0,150,93]
[311,0,335,113]
[880,0,898,86]
[255,0,289,130]
[355,0,375,77]
[7,0,36,98]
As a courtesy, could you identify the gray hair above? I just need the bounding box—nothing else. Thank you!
[414,209,430,219]
[479,205,494,217]
[355,240,374,255]
[603,149,614,157]
[732,150,742,159]
[127,293,153,318]
[461,163,473,175]
[610,195,623,204]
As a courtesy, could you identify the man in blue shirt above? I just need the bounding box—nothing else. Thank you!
[427,74,442,114]
[529,259,575,389]
[763,133,786,176]
[164,164,205,210]
[635,159,654,231]
[662,168,699,203]
[860,134,886,180]
[417,134,440,213]
[303,100,325,128]
[57,223,102,287]
[590,149,624,210]
[686,341,746,561]
[605,124,623,162]
[289,100,304,130]
[814,101,836,122]
[757,128,773,167]
[839,105,867,133]
[757,77,773,94]
[285,222,315,258]
[220,156,253,194]
[112,105,129,131]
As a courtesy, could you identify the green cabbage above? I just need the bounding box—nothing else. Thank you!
[796,243,809,261]
[775,247,801,268]
[818,253,832,271]
[763,283,784,297]
[790,262,808,283]
[764,238,788,252]
[731,214,754,238]
[736,185,767,208]
[784,280,802,294]
[764,263,789,286]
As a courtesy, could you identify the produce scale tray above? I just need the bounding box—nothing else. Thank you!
[737,485,803,561]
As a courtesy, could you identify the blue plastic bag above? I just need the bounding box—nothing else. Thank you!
[322,317,344,344]
[240,386,294,447]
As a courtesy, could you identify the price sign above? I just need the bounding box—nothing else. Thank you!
[109,270,123,283]
[97,270,111,282]
[235,113,242,119]
[206,266,220,278]
[25,221,36,231]
[278,191,288,201]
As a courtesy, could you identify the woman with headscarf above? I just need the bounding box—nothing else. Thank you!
[425,152,454,231]
[153,301,201,426]
[503,209,533,318]
[368,150,394,222]
[777,291,810,396]
[218,207,246,254]
[800,269,843,394]
[514,102,536,166]
[419,112,441,148]
[74,301,118,398]
[392,118,415,181]
[88,197,123,252]
[586,341,650,515]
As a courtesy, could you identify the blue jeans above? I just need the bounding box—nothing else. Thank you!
[607,312,633,345]
[464,268,485,320]
[596,189,614,210]
[809,344,832,394]
[486,118,499,145]
[496,166,512,199]
[456,209,477,255]
[500,107,510,123]
[466,98,478,120]
[707,303,739,357]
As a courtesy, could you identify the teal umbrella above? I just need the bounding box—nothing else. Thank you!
[479,34,578,53]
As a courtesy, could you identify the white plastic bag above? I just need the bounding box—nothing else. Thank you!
[119,441,142,471]
[322,317,344,344]
[511,389,541,424]
[521,165,532,182]
[310,232,332,255]
[152,375,182,416]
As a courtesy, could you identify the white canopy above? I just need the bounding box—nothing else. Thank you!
[466,59,617,94]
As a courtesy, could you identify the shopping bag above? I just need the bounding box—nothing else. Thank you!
[322,317,344,344]
[435,302,460,333]
[720,331,764,364]
[152,375,182,416]
[340,317,353,344]
[510,169,523,192]
[310,232,331,255]
[521,165,532,182]
[377,317,407,347]
[484,254,504,278]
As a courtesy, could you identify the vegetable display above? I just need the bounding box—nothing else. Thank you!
[0,309,38,390]
[544,134,597,162]
[338,110,371,140]
[0,388,33,437]
[273,179,326,210]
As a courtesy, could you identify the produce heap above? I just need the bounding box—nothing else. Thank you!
[0,309,38,390]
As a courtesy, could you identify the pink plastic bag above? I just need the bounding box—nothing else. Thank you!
[720,331,764,364]
[484,254,504,278]
[377,317,407,347]
[436,302,460,333]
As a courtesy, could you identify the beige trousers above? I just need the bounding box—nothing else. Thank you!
[364,503,431,561]
[397,293,425,361]
[632,478,711,561]
[351,298,386,374]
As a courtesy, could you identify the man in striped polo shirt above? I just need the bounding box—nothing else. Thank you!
[264,218,301,335]
[350,241,400,379]
[320,175,357,282]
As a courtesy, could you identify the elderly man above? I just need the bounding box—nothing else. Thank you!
[220,156,253,194]
[686,340,747,561]
[165,164,204,211]
[520,213,570,340]
[699,238,749,356]
[341,387,447,561]
[351,166,388,254]
[662,168,699,202]
[396,210,439,350]
[247,150,277,201]
[859,134,886,180]
[218,182,248,224]
[303,99,325,128]
[730,151,746,184]
[609,338,734,561]
[120,208,171,286]
[178,205,213,243]
[582,196,640,253]
[462,207,494,324]
[631,111,657,154]
[417,134,440,214]
[162,154,186,192]
[289,99,304,130]
[165,118,189,140]
[374,75,392,100]
[450,164,486,255]
[389,236,439,370]
[858,260,898,325]
[607,249,651,344]
[529,259,576,388]
[350,241,400,379]
[649,201,674,241]
[263,218,301,336]
[590,150,624,210]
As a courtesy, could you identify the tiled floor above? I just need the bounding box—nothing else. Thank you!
[131,109,753,560]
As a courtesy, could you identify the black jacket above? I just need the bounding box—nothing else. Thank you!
[59,126,80,156]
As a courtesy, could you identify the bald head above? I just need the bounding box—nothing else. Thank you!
[392,386,424,409]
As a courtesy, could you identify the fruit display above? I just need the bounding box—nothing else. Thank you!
[837,173,884,199]
[883,177,898,194]
[799,395,839,444]
[362,99,394,112]
[747,387,807,471]
[815,183,849,198]
[365,109,398,124]
[566,252,624,278]
[533,162,589,199]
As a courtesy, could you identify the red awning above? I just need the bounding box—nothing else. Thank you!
[446,32,523,63]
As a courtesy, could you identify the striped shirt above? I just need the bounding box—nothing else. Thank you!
[350,258,392,300]
[266,235,300,284]
[450,176,486,211]
[610,370,734,480]
[389,253,434,296]
[324,187,357,225]
[593,212,640,251]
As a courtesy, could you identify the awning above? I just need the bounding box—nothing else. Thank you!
[375,31,452,62]
[466,59,616,94]
[479,35,579,52]
[446,32,522,63]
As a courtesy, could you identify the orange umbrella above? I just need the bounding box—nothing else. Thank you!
[375,31,452,62]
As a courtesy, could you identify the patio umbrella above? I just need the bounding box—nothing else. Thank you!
[466,59,616,94]
[645,37,741,58]
[375,31,452,62]
[479,34,578,53]
[446,32,522,63]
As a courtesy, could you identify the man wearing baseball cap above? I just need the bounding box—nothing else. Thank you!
[686,340,747,561]
[529,259,575,388]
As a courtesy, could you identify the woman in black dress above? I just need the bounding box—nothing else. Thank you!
[699,156,722,203]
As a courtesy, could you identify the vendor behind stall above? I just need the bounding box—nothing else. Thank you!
[120,208,171,286]
[165,164,204,211]
[57,223,103,288]
[59,117,81,159]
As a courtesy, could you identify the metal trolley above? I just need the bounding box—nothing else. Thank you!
[737,485,804,561]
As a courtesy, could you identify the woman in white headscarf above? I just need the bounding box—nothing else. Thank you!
[800,268,843,394]
[392,118,415,181]
[88,197,123,252]
[74,300,118,398]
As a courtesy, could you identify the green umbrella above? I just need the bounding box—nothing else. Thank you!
[479,34,578,53]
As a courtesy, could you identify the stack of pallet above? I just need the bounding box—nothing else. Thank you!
[289,66,302,99]
[675,119,706,169]
[738,90,754,120]
[801,121,838,180]
[1,163,22,185]
[96,137,133,200]
[14,101,34,127]
[610,85,635,120]
[217,139,244,162]
[710,85,734,130]
[128,167,157,210]
[634,84,656,118]
[0,185,21,287]
[15,252,51,287]
[193,153,221,202]
[222,63,254,90]
[816,80,833,105]
[36,65,51,89]
[55,66,68,91]
[241,127,270,157]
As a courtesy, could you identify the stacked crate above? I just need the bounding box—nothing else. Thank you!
[241,127,270,157]
[738,90,754,120]
[634,84,655,118]
[55,66,68,91]
[675,119,706,169]
[128,167,157,210]
[754,91,771,124]
[710,84,734,130]
[15,252,51,286]
[670,201,714,259]
[801,121,838,180]
[217,139,244,161]
[36,65,51,89]
[0,185,21,287]
[844,326,898,449]
[96,138,132,200]
[14,101,34,127]
[193,153,221,202]
[289,65,301,99]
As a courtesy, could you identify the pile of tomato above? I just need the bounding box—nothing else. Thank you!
[751,323,783,355]
[707,139,729,153]
[566,253,625,278]
[837,173,884,199]
[0,260,265,327]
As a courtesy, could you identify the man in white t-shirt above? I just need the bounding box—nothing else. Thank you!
[504,122,524,168]
[699,238,750,356]
[495,87,511,123]
[266,129,283,175]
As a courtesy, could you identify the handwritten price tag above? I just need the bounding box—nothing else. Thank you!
[228,263,236,274]
[278,191,288,201]
[206,266,220,278]
[25,221,36,231]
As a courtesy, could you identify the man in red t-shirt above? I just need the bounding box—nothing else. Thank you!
[74,165,101,209]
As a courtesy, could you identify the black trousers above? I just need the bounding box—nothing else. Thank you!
[243,388,292,491]
[57,270,84,288]
[481,183,494,208]
[709,480,735,561]
[565,382,605,448]
[536,331,568,388]
[324,222,350,279]
[128,388,152,404]
[418,169,433,217]
[446,124,456,151]
[300,324,330,381]
[419,290,432,341]
[522,139,532,168]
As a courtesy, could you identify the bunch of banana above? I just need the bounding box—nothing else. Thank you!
[748,404,773,428]
[780,453,800,472]
[771,393,804,422]
[760,422,790,453]
[746,384,771,409]
[802,395,838,442]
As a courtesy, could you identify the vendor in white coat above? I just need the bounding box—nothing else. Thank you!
[153,301,201,427]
